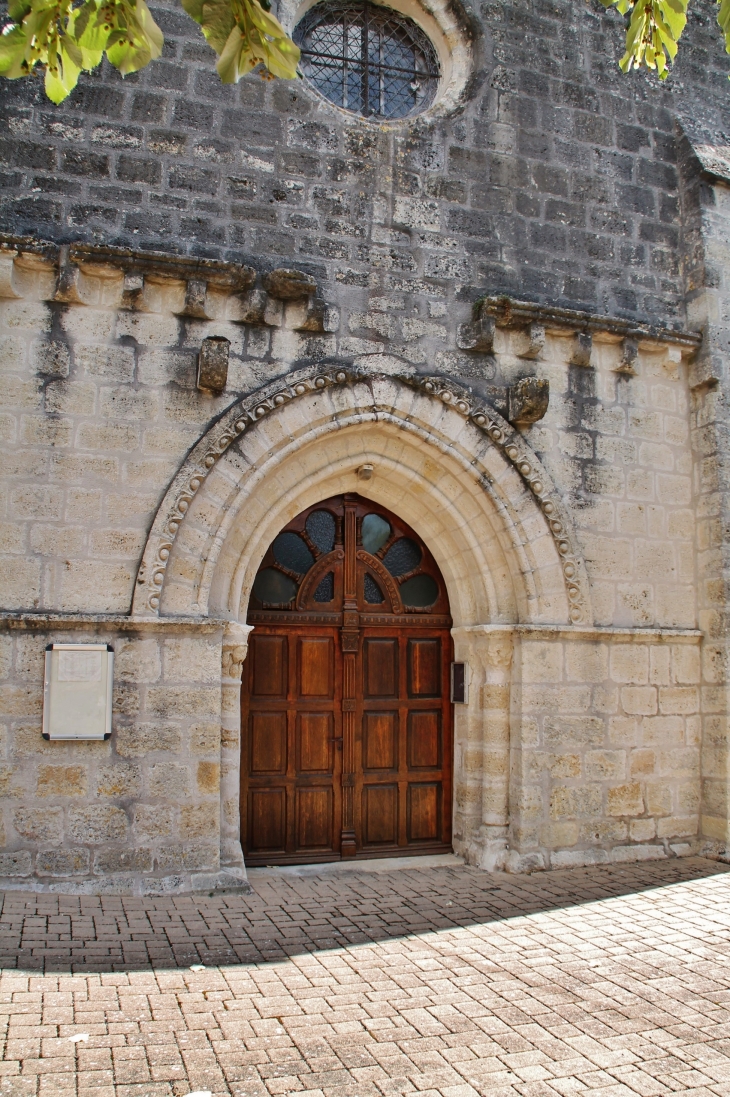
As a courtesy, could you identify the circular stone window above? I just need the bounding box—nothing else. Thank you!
[294,0,440,120]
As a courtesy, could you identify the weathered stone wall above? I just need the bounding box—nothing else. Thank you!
[1,0,730,888]
[0,618,231,893]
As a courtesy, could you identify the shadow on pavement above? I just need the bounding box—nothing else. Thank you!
[1,854,728,974]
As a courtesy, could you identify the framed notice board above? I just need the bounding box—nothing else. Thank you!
[42,643,114,741]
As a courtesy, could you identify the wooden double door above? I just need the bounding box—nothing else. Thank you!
[241,494,453,864]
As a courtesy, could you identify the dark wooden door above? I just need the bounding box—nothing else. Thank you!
[241,494,453,865]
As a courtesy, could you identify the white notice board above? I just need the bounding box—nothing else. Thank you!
[43,643,114,741]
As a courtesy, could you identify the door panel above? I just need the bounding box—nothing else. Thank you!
[363,711,397,770]
[252,635,287,696]
[408,638,441,697]
[242,494,453,865]
[364,638,398,697]
[362,785,398,845]
[299,637,333,697]
[408,710,441,769]
[250,711,287,774]
[249,788,286,853]
[296,788,334,850]
[298,712,333,773]
[407,783,440,842]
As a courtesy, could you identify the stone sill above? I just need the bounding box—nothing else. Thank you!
[0,612,228,634]
[453,623,703,643]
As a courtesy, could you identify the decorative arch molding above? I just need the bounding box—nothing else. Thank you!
[133,367,592,626]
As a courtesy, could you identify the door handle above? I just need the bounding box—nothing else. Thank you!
[327,736,343,744]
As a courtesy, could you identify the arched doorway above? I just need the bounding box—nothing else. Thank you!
[240,493,453,865]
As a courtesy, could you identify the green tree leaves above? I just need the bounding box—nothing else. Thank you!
[180,0,299,82]
[0,0,297,102]
[0,0,163,100]
[601,0,730,80]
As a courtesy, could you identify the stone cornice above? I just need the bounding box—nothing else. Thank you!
[0,612,227,634]
[476,295,702,351]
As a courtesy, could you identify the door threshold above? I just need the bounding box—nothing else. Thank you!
[246,851,464,879]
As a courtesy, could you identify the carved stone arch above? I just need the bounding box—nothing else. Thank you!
[133,367,592,628]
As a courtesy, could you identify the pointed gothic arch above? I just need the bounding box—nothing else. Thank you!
[133,368,592,630]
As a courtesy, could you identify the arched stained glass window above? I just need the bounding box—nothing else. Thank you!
[294,0,440,120]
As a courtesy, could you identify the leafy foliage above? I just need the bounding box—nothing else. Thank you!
[0,0,298,102]
[601,0,730,80]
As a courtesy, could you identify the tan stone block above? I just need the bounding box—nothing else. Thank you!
[677,782,700,814]
[616,503,646,535]
[45,380,96,416]
[630,818,656,841]
[29,525,86,557]
[155,842,218,872]
[146,686,220,719]
[148,763,190,799]
[99,386,158,420]
[627,468,654,501]
[197,761,220,794]
[657,747,698,778]
[585,750,626,781]
[51,453,119,482]
[542,822,579,847]
[641,715,684,747]
[656,473,691,506]
[656,815,697,839]
[656,586,695,629]
[19,415,73,447]
[671,644,700,685]
[607,783,644,816]
[75,344,135,382]
[114,640,162,684]
[658,686,698,715]
[611,644,649,684]
[582,534,632,580]
[191,722,220,754]
[11,483,63,520]
[520,641,563,684]
[77,421,140,451]
[629,749,655,777]
[545,753,581,778]
[649,646,671,686]
[163,638,221,684]
[133,804,174,839]
[564,642,608,683]
[94,848,153,873]
[635,541,675,581]
[36,848,90,876]
[550,785,602,819]
[65,487,102,521]
[578,818,628,844]
[67,805,127,842]
[0,634,13,678]
[543,715,604,748]
[13,806,63,843]
[621,686,657,715]
[0,521,24,553]
[180,803,219,838]
[96,762,141,798]
[58,561,134,613]
[645,782,672,816]
[90,529,147,557]
[37,765,87,798]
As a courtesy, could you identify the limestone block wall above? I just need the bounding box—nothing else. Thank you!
[0,238,722,889]
[0,618,228,894]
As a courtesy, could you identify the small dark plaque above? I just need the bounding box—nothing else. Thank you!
[450,662,468,704]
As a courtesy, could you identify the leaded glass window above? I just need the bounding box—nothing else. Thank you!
[294,0,440,120]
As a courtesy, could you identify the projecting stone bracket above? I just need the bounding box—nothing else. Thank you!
[0,235,339,334]
[197,336,230,394]
[508,377,550,425]
[457,312,495,352]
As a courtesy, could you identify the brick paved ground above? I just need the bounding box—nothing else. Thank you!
[3,856,730,1097]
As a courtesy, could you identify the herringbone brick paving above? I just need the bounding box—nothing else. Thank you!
[3,856,730,1097]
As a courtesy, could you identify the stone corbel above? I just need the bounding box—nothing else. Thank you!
[615,337,638,375]
[570,332,592,367]
[289,297,340,333]
[263,268,317,300]
[197,336,230,394]
[457,310,496,353]
[517,322,545,360]
[0,249,20,298]
[508,377,550,425]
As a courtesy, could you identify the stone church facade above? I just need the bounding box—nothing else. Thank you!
[1,0,730,892]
